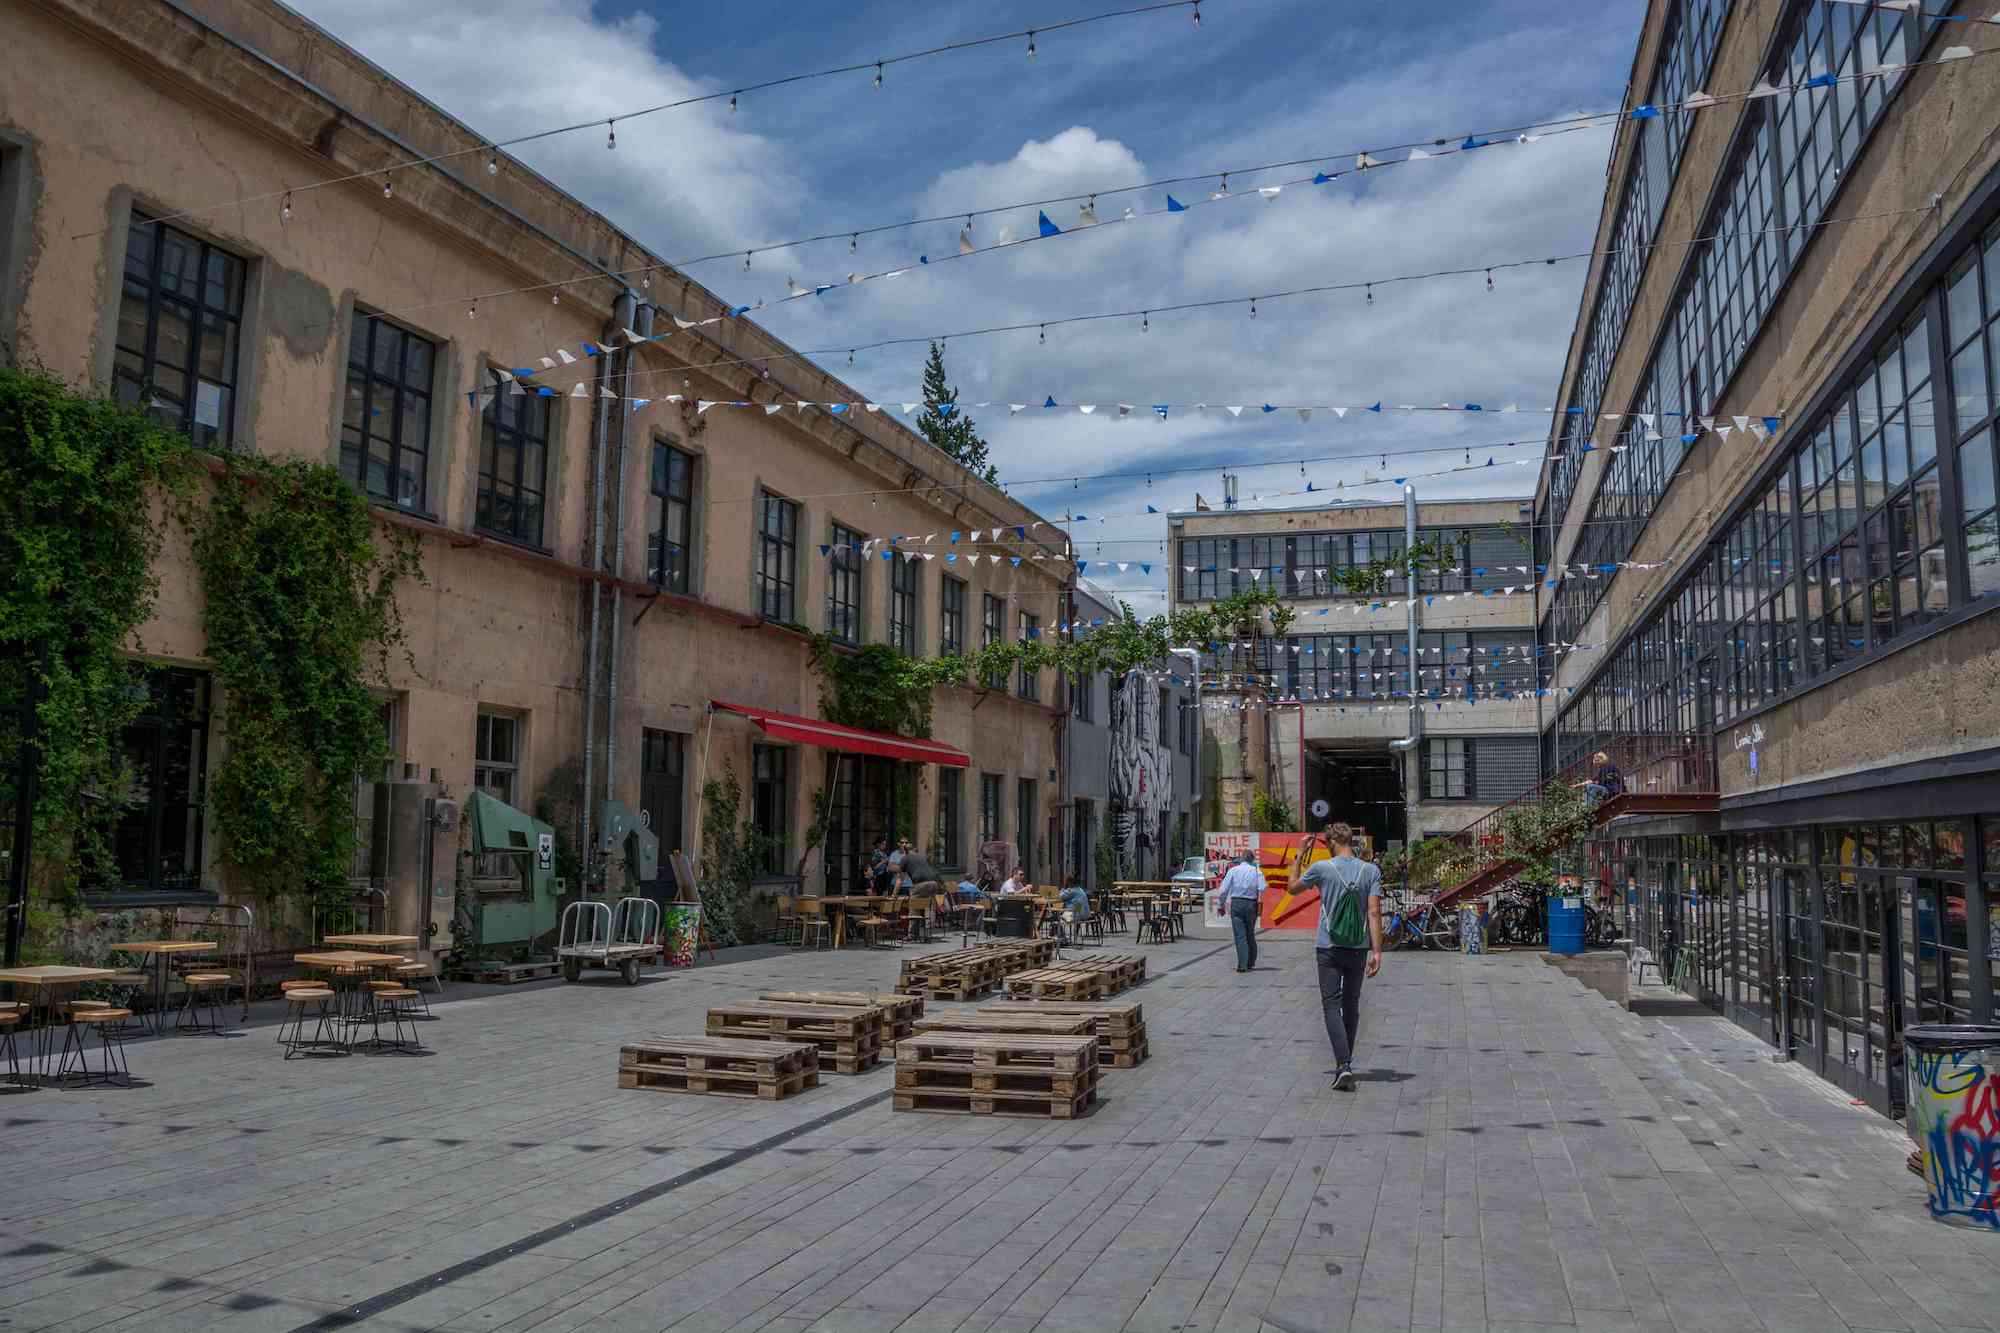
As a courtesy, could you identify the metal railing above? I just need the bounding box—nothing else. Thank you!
[1432,735,1717,899]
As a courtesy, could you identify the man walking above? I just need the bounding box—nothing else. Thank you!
[1298,824,1383,1089]
[1218,851,1264,973]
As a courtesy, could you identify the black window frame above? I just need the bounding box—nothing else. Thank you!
[935,768,963,871]
[940,576,967,655]
[478,365,552,547]
[112,212,246,450]
[979,772,1003,845]
[982,594,1007,690]
[755,491,801,624]
[640,728,687,870]
[1017,611,1040,700]
[826,521,864,645]
[751,744,790,875]
[889,551,919,655]
[649,440,696,594]
[341,311,436,512]
[103,666,210,897]
[1071,670,1094,722]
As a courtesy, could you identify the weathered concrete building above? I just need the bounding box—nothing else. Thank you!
[2,0,1073,944]
[1540,0,2000,1110]
[1062,582,1198,888]
[1169,497,1540,850]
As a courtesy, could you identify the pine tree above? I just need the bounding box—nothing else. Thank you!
[916,342,998,485]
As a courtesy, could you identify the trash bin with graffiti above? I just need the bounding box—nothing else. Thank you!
[663,849,702,968]
[1459,903,1487,955]
[1904,1023,2000,1230]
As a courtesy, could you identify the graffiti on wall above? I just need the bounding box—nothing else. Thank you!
[1911,1046,2000,1229]
[1107,672,1175,879]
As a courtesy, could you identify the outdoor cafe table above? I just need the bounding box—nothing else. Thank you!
[294,950,408,1029]
[108,940,218,1035]
[0,965,119,1083]
[321,934,420,950]
[814,896,903,948]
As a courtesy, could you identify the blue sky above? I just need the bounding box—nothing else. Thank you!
[289,0,1647,612]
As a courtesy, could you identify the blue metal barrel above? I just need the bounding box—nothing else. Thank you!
[1547,895,1585,956]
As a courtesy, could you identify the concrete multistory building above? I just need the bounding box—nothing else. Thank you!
[1539,0,2000,1109]
[2,0,1074,944]
[1169,497,1540,851]
[1060,582,1199,890]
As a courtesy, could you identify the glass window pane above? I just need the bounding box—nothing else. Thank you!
[1966,512,2000,598]
[1946,255,1982,347]
[1951,336,1990,434]
[1959,430,1995,519]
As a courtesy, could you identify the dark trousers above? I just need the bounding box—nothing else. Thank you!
[1317,946,1369,1068]
[1229,898,1259,970]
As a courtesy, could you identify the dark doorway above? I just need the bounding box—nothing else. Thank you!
[1306,747,1406,847]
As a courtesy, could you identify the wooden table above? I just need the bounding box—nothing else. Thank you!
[322,934,420,950]
[295,951,409,1031]
[0,965,120,1082]
[109,940,218,1034]
[813,896,902,948]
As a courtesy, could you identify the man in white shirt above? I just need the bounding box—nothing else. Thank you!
[1216,852,1266,973]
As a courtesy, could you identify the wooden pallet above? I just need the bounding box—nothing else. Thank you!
[617,1036,819,1099]
[451,960,560,985]
[896,1031,1097,1073]
[706,1001,885,1074]
[760,990,923,1041]
[895,1064,1097,1097]
[981,1001,1148,1068]
[912,1012,1095,1038]
[892,1086,1096,1118]
[1060,953,1146,994]
[1003,969,1103,1000]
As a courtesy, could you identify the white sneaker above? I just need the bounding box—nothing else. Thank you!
[1332,1067,1356,1091]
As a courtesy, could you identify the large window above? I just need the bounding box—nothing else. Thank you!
[940,576,967,655]
[1071,670,1094,722]
[889,552,919,654]
[1016,778,1037,881]
[751,745,789,874]
[935,769,963,870]
[1017,612,1040,700]
[473,711,520,877]
[1948,230,2000,599]
[979,773,1003,845]
[826,522,864,644]
[755,492,799,623]
[478,367,551,546]
[342,313,435,510]
[982,594,1007,690]
[1424,738,1467,801]
[1420,736,1538,802]
[113,214,245,449]
[649,442,695,593]
[106,668,209,895]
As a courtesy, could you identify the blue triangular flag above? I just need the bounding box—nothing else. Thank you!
[881,550,893,561]
[1010,556,1021,567]
[818,545,831,557]
[1368,402,1382,413]
[1261,404,1276,414]
[1038,211,1061,237]
[1630,105,1660,119]
[1044,395,1058,409]
[1145,504,1159,513]
[950,532,961,544]
[1461,135,1488,150]
[730,305,750,316]
[1153,405,1169,419]
[938,403,955,418]
[1077,560,1088,572]
[918,255,928,264]
[1141,564,1151,574]
[1305,482,1315,492]
[1464,403,1482,411]
[1763,416,1782,434]
[512,368,537,378]
[828,403,847,414]
[465,391,477,411]
[1166,195,1186,212]
[582,342,602,358]
[1312,172,1331,185]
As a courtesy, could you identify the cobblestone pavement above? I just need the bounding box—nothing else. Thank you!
[3,932,1996,1333]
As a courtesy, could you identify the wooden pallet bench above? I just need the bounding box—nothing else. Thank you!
[896,948,1010,1000]
[761,991,923,1041]
[617,1036,819,1099]
[912,1012,1095,1038]
[893,1032,1098,1119]
[706,1001,884,1073]
[981,1000,1149,1068]
[1003,968,1103,1000]
[1061,953,1146,994]
[971,938,1058,968]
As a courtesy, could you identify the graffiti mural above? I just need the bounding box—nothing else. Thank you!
[1910,1045,2000,1229]
[1107,672,1175,880]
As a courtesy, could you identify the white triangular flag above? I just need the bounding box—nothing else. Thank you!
[1407,147,1430,161]
[697,400,718,414]
[1010,404,1026,414]
[959,227,975,254]
[902,403,919,414]
[672,316,697,330]
[494,368,515,382]
[997,224,1015,244]
[1117,404,1134,418]
[1258,186,1281,200]
[1355,151,1377,169]
[1747,80,1779,99]
[864,403,880,413]
[1684,91,1716,110]
[1297,409,1312,422]
[763,404,782,415]
[1117,562,1130,572]
[556,348,577,365]
[787,277,810,298]
[622,327,646,345]
[1079,405,1096,414]
[569,383,588,398]
[1732,415,1750,432]
[1226,406,1243,417]
[1333,407,1347,419]
[599,386,618,399]
[1078,201,1098,225]
[539,357,555,369]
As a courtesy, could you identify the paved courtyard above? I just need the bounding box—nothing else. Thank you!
[3,930,1995,1333]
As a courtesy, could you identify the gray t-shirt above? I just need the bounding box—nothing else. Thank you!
[1302,855,1381,949]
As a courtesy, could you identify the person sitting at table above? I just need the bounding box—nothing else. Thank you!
[954,874,987,903]
[868,837,895,893]
[998,870,1026,895]
[1059,874,1092,919]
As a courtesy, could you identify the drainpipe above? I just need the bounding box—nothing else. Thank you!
[580,312,617,882]
[603,291,642,846]
[1387,485,1423,824]
[1170,647,1201,835]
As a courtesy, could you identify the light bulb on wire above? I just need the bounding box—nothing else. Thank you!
[382,179,392,199]
[1486,269,1495,292]
[551,290,560,305]
[487,152,499,176]
[729,93,738,113]
[280,191,293,223]
[873,63,883,89]
[1026,30,1036,60]
[607,121,617,150]
[1192,1,1201,27]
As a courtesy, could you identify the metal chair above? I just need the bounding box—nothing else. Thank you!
[176,972,231,1034]
[0,1010,20,1083]
[795,899,832,950]
[279,987,342,1058]
[772,895,800,947]
[358,986,422,1054]
[56,1008,133,1086]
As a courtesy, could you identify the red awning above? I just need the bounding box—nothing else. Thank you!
[709,700,971,768]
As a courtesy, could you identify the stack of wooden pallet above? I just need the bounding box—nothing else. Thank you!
[760,990,923,1043]
[617,1035,819,1099]
[706,1000,885,1073]
[912,1010,1095,1039]
[892,1031,1098,1118]
[895,948,1010,1001]
[1000,953,1145,1000]
[973,937,1059,968]
[982,999,1148,1067]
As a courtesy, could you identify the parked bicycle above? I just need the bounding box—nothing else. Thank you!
[1382,894,1460,951]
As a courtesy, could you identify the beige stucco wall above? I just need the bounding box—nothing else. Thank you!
[1539,0,2000,792]
[4,0,1071,903]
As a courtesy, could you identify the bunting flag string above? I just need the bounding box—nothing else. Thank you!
[326,35,1993,335]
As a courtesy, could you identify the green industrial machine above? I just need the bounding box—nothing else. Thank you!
[451,789,564,967]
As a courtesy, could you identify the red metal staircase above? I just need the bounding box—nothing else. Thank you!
[1428,737,1719,910]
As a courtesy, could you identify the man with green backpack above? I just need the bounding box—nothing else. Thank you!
[1297,823,1384,1090]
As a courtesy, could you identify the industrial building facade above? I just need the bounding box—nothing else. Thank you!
[2,0,1072,946]
[1540,0,2000,1112]
[1170,498,1541,852]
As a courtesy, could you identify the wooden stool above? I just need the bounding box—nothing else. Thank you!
[359,986,422,1053]
[57,1008,134,1085]
[279,987,342,1058]
[392,963,436,1014]
[795,901,832,950]
[0,1010,19,1083]
[176,973,231,1035]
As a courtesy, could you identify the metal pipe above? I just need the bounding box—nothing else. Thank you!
[4,661,41,968]
[580,317,615,879]
[604,292,641,836]
[1388,484,1423,755]
[1169,647,1201,834]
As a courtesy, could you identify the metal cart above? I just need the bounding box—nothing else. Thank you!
[556,897,663,985]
